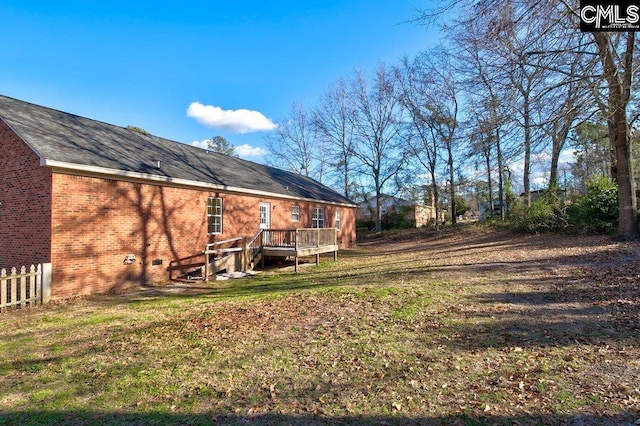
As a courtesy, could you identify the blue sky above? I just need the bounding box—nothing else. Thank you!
[0,1,437,161]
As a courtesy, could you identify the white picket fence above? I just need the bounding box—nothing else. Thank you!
[0,263,52,312]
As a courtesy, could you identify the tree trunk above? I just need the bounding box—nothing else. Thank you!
[431,174,440,231]
[448,159,456,225]
[496,129,505,221]
[523,96,531,207]
[484,143,493,218]
[593,31,638,238]
[549,144,560,189]
[613,107,638,237]
[375,188,382,233]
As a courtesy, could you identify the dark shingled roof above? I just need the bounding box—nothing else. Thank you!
[0,95,354,206]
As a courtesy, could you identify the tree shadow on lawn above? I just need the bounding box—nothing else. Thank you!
[428,270,640,350]
[86,227,640,353]
[113,239,632,300]
[1,410,638,426]
[249,252,628,302]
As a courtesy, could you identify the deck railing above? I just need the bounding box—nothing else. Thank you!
[246,230,264,263]
[263,229,294,247]
[169,228,338,281]
[298,228,337,248]
[263,228,337,249]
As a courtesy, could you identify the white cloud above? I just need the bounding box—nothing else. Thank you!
[191,140,267,159]
[187,102,277,134]
[191,139,210,149]
[558,149,576,165]
[235,143,268,158]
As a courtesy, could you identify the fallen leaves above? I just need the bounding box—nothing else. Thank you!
[3,227,640,424]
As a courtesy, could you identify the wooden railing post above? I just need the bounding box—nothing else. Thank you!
[204,248,209,282]
[294,229,300,272]
[242,237,248,271]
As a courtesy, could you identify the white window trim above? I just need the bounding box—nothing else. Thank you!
[292,205,300,222]
[312,207,325,228]
[335,209,341,230]
[207,196,223,234]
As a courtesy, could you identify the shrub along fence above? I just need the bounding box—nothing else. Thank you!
[1,263,52,312]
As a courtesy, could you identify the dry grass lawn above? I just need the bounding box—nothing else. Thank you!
[1,225,639,425]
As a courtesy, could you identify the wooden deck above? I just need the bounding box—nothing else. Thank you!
[261,228,338,272]
[169,228,340,280]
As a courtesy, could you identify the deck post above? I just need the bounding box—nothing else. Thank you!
[242,237,248,271]
[315,253,319,265]
[295,228,301,272]
[204,249,209,282]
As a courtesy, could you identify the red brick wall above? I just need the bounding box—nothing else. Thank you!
[0,120,52,269]
[50,173,356,299]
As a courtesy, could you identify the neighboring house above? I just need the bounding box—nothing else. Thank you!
[479,200,510,220]
[0,95,356,299]
[356,194,440,227]
[520,189,567,203]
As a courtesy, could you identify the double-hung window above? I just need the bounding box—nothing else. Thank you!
[312,207,324,228]
[335,209,341,230]
[207,197,223,234]
[291,205,300,222]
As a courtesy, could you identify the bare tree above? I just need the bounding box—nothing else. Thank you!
[430,50,461,224]
[396,53,442,230]
[494,8,548,206]
[348,64,407,232]
[543,51,595,189]
[314,78,357,199]
[422,0,639,236]
[265,101,321,180]
[452,13,513,220]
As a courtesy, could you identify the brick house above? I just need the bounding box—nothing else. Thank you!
[0,95,356,299]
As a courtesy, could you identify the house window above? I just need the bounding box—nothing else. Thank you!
[207,197,222,234]
[312,207,324,228]
[291,205,300,222]
[335,209,341,230]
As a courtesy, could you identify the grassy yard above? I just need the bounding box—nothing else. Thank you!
[1,225,639,425]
